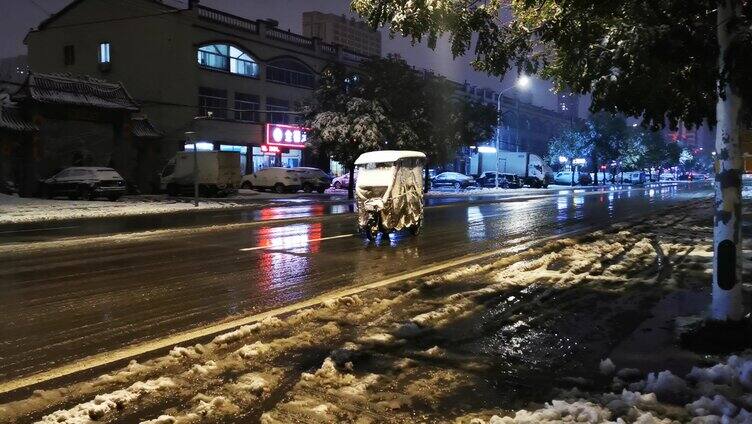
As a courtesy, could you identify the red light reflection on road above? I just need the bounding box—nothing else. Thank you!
[255,222,324,290]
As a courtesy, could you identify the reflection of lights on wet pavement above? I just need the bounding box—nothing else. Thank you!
[258,204,327,221]
[557,197,568,210]
[649,189,655,198]
[466,206,487,242]
[573,195,584,206]
[255,223,324,292]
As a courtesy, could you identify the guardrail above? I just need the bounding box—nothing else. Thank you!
[266,27,314,49]
[197,6,259,34]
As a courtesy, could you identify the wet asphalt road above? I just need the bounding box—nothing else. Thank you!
[0,182,712,385]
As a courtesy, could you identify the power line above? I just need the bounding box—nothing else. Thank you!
[28,0,53,16]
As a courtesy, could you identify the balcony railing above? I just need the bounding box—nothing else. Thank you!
[341,49,369,63]
[320,43,336,55]
[197,6,259,34]
[266,27,314,49]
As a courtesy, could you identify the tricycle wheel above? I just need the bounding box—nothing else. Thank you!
[409,220,422,236]
[363,225,378,241]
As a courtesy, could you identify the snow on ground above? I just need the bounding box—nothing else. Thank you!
[2,197,747,423]
[0,194,248,224]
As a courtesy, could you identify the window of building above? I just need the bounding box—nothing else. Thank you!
[266,97,290,124]
[198,87,227,119]
[99,42,111,63]
[266,58,315,89]
[64,45,75,66]
[234,93,260,122]
[197,43,259,77]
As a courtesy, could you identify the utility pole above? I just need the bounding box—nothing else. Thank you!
[185,131,198,207]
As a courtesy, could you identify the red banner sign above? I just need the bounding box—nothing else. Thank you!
[265,123,309,148]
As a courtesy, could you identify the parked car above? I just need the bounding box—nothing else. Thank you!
[553,171,592,185]
[39,167,126,201]
[659,173,676,181]
[430,172,476,189]
[475,171,522,188]
[292,167,331,193]
[622,171,647,184]
[242,167,302,193]
[331,173,354,190]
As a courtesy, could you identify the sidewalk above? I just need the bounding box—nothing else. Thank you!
[4,195,749,423]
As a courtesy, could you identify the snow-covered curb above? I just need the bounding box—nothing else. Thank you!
[0,194,251,224]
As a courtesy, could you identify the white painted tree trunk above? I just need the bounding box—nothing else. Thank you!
[711,0,745,321]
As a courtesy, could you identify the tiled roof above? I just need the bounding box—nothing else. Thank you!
[131,117,163,139]
[16,72,139,111]
[0,104,37,132]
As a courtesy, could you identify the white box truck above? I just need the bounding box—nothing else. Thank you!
[160,151,241,197]
[472,151,552,188]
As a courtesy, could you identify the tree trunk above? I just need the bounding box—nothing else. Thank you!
[711,0,745,321]
[571,164,575,186]
[347,165,355,200]
[424,163,430,193]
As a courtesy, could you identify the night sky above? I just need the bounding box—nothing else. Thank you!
[1,0,581,113]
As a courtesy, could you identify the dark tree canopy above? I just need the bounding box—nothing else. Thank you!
[351,0,752,128]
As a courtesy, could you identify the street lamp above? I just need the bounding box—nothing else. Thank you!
[494,75,531,188]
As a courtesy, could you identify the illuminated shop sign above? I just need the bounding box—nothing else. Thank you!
[265,123,309,148]
[260,145,282,155]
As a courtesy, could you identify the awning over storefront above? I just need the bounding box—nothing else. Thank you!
[13,72,139,111]
[130,117,163,139]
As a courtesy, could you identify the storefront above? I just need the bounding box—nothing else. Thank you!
[182,123,312,176]
[252,146,302,171]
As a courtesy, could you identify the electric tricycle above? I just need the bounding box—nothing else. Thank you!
[354,150,426,241]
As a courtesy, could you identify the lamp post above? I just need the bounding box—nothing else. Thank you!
[188,112,213,207]
[494,75,530,188]
[185,131,199,207]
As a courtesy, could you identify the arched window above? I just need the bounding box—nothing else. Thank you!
[197,43,259,77]
[266,58,315,89]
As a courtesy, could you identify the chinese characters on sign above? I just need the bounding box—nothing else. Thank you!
[260,145,281,155]
[265,123,309,148]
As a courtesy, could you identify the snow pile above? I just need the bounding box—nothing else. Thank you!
[38,377,175,423]
[600,358,616,376]
[480,355,752,424]
[489,400,613,423]
[0,193,245,224]
[211,317,285,346]
[644,370,688,400]
[193,395,240,417]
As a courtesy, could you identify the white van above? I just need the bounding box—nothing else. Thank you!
[161,151,240,197]
[242,167,302,193]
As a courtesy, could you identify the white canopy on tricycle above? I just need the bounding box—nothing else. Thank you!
[354,150,426,165]
[354,150,426,234]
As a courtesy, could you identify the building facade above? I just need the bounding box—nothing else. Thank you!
[25,0,371,191]
[302,12,381,58]
[456,83,576,174]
